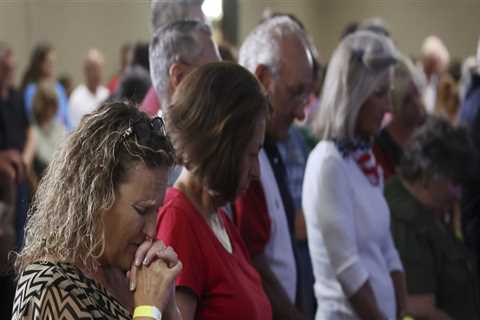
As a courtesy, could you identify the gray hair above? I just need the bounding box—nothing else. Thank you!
[239,15,308,77]
[149,19,211,111]
[399,116,475,183]
[391,55,425,115]
[151,0,204,31]
[311,30,399,140]
[358,17,391,37]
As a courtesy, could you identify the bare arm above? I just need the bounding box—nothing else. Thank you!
[175,287,197,320]
[391,271,408,319]
[348,280,386,320]
[22,127,35,170]
[252,254,303,320]
[163,289,183,320]
[407,294,451,320]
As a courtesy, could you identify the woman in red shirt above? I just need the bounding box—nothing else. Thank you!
[156,62,272,320]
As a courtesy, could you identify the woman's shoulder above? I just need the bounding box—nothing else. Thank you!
[15,261,73,296]
[310,140,343,161]
[13,261,88,319]
[306,140,347,175]
[160,187,199,220]
[12,261,130,320]
[157,188,205,238]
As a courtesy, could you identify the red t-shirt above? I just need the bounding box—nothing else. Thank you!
[156,188,272,320]
[106,75,120,94]
[233,180,271,258]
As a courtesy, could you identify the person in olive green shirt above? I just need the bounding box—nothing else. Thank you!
[385,116,480,320]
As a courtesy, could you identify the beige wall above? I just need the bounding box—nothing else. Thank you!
[238,0,480,63]
[1,0,479,87]
[0,0,151,88]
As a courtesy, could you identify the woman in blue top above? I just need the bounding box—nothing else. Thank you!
[20,42,71,131]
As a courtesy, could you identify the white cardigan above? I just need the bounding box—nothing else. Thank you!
[302,141,403,320]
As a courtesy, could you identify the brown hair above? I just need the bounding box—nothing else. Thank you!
[32,81,58,126]
[166,62,270,201]
[20,42,53,91]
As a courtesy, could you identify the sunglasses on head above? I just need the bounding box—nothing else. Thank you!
[122,116,171,151]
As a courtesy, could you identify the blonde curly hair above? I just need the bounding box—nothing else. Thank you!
[15,102,174,274]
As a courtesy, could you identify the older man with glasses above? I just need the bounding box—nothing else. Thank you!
[235,15,314,319]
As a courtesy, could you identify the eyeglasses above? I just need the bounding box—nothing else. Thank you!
[122,116,172,152]
[283,82,312,107]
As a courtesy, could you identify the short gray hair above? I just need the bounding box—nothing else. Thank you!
[151,0,204,31]
[239,15,308,77]
[311,30,399,140]
[149,19,211,111]
[399,116,475,183]
[358,17,391,37]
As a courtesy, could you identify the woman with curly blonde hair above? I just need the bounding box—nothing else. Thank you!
[12,102,183,320]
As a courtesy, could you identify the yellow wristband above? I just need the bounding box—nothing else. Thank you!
[402,316,415,320]
[133,305,162,320]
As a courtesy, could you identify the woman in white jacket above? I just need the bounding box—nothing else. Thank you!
[302,30,407,320]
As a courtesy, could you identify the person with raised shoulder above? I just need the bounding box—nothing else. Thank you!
[156,62,272,320]
[12,102,183,320]
[303,30,408,320]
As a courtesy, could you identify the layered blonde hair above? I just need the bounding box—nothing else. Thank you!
[15,102,174,274]
[311,30,399,140]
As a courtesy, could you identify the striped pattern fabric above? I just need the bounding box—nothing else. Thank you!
[12,261,131,320]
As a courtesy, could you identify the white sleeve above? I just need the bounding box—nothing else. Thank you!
[382,226,404,272]
[305,155,368,296]
[68,89,82,128]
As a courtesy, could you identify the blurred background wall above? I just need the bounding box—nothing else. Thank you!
[238,0,480,62]
[1,0,479,86]
[0,0,151,87]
